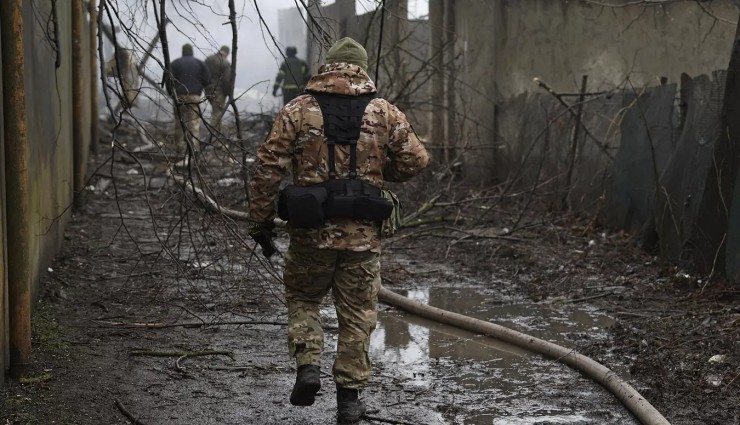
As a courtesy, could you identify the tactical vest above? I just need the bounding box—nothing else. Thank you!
[277,91,393,229]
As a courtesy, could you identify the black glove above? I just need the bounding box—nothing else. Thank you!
[249,221,277,258]
[272,87,279,97]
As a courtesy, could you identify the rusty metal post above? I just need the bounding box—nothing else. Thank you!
[72,0,86,203]
[0,0,31,378]
[89,2,99,154]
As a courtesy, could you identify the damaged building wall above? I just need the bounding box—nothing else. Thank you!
[451,0,740,279]
[301,0,431,137]
[492,1,740,98]
[452,0,740,182]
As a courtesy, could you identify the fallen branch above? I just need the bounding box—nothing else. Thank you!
[401,215,463,228]
[115,400,148,425]
[364,415,421,425]
[207,365,253,372]
[401,193,442,224]
[563,291,617,303]
[97,319,287,329]
[171,175,287,228]
[129,349,235,361]
[171,174,249,220]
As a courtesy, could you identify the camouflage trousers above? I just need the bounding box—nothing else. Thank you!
[173,94,203,158]
[207,90,227,134]
[283,242,380,389]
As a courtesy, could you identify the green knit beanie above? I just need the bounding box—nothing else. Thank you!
[182,43,194,56]
[326,37,368,71]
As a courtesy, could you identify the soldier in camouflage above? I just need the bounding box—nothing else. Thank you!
[205,45,232,134]
[248,37,429,424]
[104,48,142,115]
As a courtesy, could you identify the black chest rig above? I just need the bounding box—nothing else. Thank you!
[277,91,393,229]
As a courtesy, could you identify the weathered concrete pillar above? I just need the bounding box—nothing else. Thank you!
[72,0,86,203]
[387,0,408,105]
[721,16,740,281]
[0,0,31,379]
[305,0,322,74]
[444,0,457,160]
[89,2,99,154]
[429,0,446,162]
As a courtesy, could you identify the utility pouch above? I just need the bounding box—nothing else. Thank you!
[277,185,328,229]
[325,179,364,218]
[354,195,394,221]
[324,179,393,221]
[380,190,402,237]
[326,194,356,217]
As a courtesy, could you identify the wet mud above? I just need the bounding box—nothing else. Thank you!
[1,120,738,424]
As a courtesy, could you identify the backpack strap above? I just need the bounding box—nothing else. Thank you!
[306,91,377,179]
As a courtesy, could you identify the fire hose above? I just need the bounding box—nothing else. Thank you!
[378,286,671,425]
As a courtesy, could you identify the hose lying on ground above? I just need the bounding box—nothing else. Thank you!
[378,286,671,425]
[173,179,669,424]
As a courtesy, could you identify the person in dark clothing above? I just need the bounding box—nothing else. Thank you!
[169,43,211,166]
[272,46,311,105]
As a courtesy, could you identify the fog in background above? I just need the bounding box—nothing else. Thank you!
[103,1,428,116]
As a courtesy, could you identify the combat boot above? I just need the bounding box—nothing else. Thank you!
[336,387,366,424]
[290,364,321,406]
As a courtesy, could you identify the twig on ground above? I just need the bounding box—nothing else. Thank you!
[564,292,617,303]
[363,415,421,425]
[175,355,189,374]
[115,400,148,425]
[401,193,442,224]
[96,319,287,329]
[207,365,253,371]
[129,349,235,361]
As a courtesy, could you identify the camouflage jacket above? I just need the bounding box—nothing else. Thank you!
[249,63,430,252]
[205,53,232,95]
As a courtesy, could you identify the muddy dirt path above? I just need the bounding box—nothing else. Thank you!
[1,121,738,425]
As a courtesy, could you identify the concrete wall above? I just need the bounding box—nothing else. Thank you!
[278,8,308,57]
[453,0,740,181]
[455,0,498,179]
[308,1,431,136]
[493,0,740,97]
[1,0,92,379]
[23,1,78,297]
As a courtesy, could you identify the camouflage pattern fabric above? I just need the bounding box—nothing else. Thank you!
[205,52,232,95]
[173,94,203,156]
[283,242,380,389]
[104,50,141,109]
[248,62,430,252]
[208,90,227,134]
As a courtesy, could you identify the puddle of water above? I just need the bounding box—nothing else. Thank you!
[372,286,635,425]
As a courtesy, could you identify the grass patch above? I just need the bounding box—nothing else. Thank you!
[19,373,53,385]
[31,315,68,353]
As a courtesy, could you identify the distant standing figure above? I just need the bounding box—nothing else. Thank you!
[272,46,311,105]
[169,43,211,167]
[205,45,232,134]
[105,48,142,114]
